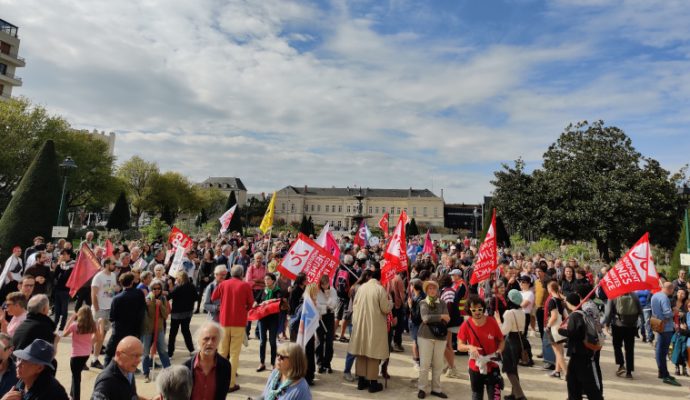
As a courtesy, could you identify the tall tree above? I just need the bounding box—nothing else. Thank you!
[106,191,131,231]
[0,140,61,260]
[117,156,159,227]
[406,218,419,237]
[671,208,689,280]
[490,158,536,239]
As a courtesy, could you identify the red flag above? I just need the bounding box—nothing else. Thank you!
[66,243,102,298]
[601,233,660,299]
[219,205,237,234]
[353,220,369,248]
[378,213,389,238]
[380,260,397,286]
[422,229,437,263]
[104,239,114,258]
[470,209,498,285]
[316,223,341,260]
[278,233,339,283]
[384,211,408,273]
[247,299,282,321]
[168,226,193,249]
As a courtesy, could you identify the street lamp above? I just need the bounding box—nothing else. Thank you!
[57,156,77,226]
[473,207,479,238]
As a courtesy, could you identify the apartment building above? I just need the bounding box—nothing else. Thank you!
[0,19,25,99]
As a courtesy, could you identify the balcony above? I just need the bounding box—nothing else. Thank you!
[0,72,22,86]
[0,19,18,38]
[0,51,25,67]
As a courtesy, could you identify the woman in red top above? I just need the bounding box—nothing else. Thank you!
[458,296,505,400]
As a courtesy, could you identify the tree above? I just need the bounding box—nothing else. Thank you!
[146,171,199,223]
[195,208,208,228]
[490,158,536,239]
[106,191,131,231]
[671,209,689,280]
[0,140,61,260]
[0,98,118,216]
[406,218,419,237]
[307,216,315,236]
[117,156,159,227]
[299,215,310,235]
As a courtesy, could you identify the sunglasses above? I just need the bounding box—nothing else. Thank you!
[276,354,289,361]
[470,308,484,313]
[152,288,162,291]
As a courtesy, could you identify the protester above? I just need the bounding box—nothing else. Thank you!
[2,246,23,299]
[141,278,171,382]
[334,255,357,343]
[438,274,461,379]
[417,280,449,399]
[246,252,266,339]
[12,295,56,352]
[257,342,312,400]
[105,272,145,366]
[211,264,254,392]
[500,289,527,400]
[544,281,566,379]
[0,333,17,397]
[287,273,307,342]
[457,295,505,400]
[348,268,391,393]
[52,249,74,332]
[90,258,119,369]
[183,321,231,400]
[0,292,27,338]
[202,265,227,322]
[24,252,51,296]
[603,291,642,379]
[92,336,151,400]
[196,249,216,313]
[651,281,681,386]
[156,365,193,400]
[315,274,337,374]
[17,276,34,301]
[62,306,97,400]
[255,272,282,372]
[1,339,68,400]
[167,271,197,358]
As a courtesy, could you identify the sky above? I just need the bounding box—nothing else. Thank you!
[2,0,689,203]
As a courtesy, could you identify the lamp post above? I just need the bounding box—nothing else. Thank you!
[473,207,479,238]
[57,156,77,226]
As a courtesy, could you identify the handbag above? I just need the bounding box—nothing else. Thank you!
[650,316,665,333]
[512,312,530,364]
[427,321,448,339]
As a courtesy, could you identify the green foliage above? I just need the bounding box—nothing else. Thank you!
[245,196,270,228]
[147,171,199,223]
[0,98,118,216]
[562,242,596,262]
[529,238,560,256]
[139,217,171,243]
[195,208,208,228]
[671,210,689,280]
[106,191,131,231]
[490,158,536,239]
[117,156,159,227]
[0,140,61,260]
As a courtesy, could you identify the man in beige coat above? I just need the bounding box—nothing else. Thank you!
[348,268,392,393]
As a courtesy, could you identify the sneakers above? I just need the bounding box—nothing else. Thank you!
[393,344,404,352]
[626,373,633,379]
[144,374,151,383]
[663,376,681,386]
[430,392,448,398]
[418,390,426,399]
[616,366,626,377]
[446,367,462,379]
[547,371,561,379]
[344,372,355,382]
[541,363,555,371]
[90,360,104,369]
[82,364,90,371]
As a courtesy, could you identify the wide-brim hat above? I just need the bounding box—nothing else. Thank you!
[13,339,54,370]
[423,280,439,292]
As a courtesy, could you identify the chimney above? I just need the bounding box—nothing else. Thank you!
[408,187,412,197]
[304,185,308,193]
[441,188,444,199]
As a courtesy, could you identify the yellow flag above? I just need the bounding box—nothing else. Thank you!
[259,192,276,234]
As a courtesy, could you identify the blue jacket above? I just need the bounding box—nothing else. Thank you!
[651,291,674,332]
[635,290,651,309]
[0,358,17,397]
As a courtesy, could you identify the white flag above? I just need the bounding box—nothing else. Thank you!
[219,205,237,234]
[316,222,331,246]
[296,296,320,349]
[168,245,186,276]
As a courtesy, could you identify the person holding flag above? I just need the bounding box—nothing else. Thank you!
[296,283,320,386]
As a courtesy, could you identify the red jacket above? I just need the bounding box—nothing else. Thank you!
[211,277,254,327]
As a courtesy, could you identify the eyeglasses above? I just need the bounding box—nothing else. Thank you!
[470,308,484,313]
[276,354,289,361]
[152,287,162,291]
[22,284,34,288]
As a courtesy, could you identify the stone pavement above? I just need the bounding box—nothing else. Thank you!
[52,313,689,399]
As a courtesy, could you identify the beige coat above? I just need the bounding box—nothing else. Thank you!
[348,279,392,360]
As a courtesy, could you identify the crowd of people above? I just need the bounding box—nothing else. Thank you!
[0,230,688,399]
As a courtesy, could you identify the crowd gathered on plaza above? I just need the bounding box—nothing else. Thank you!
[0,228,687,400]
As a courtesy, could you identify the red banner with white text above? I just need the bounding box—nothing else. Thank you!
[601,233,660,299]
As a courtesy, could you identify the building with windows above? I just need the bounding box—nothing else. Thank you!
[273,186,444,231]
[0,19,25,99]
[199,177,247,205]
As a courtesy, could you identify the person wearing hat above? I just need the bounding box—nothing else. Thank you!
[500,290,527,400]
[3,338,68,400]
[416,279,450,399]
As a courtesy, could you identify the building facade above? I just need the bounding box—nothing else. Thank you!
[199,177,247,205]
[0,19,25,99]
[444,203,483,237]
[73,129,116,156]
[273,186,445,231]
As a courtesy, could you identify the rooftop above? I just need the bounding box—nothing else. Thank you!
[200,177,247,191]
[279,185,440,198]
[0,19,18,38]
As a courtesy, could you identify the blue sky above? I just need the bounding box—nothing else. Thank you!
[2,0,689,203]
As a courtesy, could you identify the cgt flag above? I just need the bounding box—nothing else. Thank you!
[219,204,237,234]
[353,219,371,248]
[378,213,389,238]
[66,243,101,298]
[168,226,193,249]
[259,192,276,234]
[601,233,660,299]
[277,233,339,283]
[384,211,408,273]
[470,209,498,285]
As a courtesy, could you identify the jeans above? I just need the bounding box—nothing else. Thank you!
[344,352,355,374]
[53,289,70,330]
[70,356,89,400]
[168,317,194,356]
[316,312,335,368]
[258,317,278,366]
[641,308,652,340]
[469,368,502,400]
[392,306,405,346]
[656,331,673,378]
[143,330,171,375]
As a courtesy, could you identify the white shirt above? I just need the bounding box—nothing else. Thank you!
[4,255,23,282]
[92,271,118,311]
[520,290,535,314]
[316,288,338,316]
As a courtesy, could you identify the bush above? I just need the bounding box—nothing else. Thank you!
[140,217,171,243]
[529,237,560,256]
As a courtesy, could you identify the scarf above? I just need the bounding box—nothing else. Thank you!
[425,295,438,310]
[265,371,293,400]
[265,286,276,300]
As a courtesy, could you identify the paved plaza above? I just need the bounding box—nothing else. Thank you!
[52,312,688,400]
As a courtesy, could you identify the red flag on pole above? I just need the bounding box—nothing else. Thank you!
[378,213,389,238]
[353,220,369,248]
[278,233,339,283]
[104,239,114,258]
[219,205,237,234]
[66,243,102,298]
[380,260,397,286]
[384,211,408,273]
[470,209,498,285]
[316,224,341,260]
[422,229,437,263]
[168,226,193,249]
[601,233,660,299]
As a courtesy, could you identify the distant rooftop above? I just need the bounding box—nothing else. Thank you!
[279,185,440,198]
[0,19,18,38]
[200,177,247,191]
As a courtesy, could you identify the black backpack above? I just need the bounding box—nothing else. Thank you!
[410,296,424,325]
[335,268,351,299]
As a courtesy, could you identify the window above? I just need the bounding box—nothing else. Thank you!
[347,206,351,213]
[375,207,379,214]
[304,205,308,212]
[423,207,427,217]
[281,203,285,212]
[317,205,321,212]
[0,42,9,55]
[368,206,372,214]
[338,205,342,213]
[381,206,386,213]
[326,205,329,212]
[0,84,3,96]
[412,207,417,216]
[397,207,401,214]
[434,207,438,217]
[337,220,342,228]
[332,205,336,213]
[0,63,6,75]
[291,204,295,213]
[404,208,407,213]
[311,204,314,212]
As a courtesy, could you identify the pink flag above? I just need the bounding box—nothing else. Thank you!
[601,233,660,299]
[384,211,408,273]
[378,213,389,238]
[353,220,370,248]
[219,205,237,234]
[380,260,397,286]
[66,244,102,298]
[104,239,114,258]
[422,229,437,263]
[470,209,498,285]
[316,223,341,260]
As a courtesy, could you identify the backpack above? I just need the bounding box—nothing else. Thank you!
[574,310,603,352]
[617,294,639,327]
[410,297,423,326]
[335,268,351,299]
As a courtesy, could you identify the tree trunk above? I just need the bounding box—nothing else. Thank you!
[596,237,611,263]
